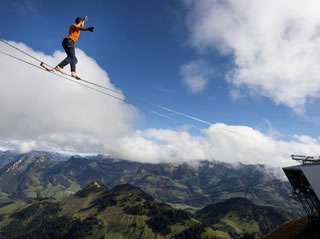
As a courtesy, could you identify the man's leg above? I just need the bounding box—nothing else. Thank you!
[68,45,81,79]
[69,46,77,73]
[57,38,73,71]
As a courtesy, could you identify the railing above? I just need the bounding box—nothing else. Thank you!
[291,155,320,165]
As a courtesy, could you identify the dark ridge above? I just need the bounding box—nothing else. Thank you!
[196,197,294,237]
[111,183,141,192]
[196,197,256,218]
[111,184,154,201]
[75,181,107,198]
[11,201,60,220]
[26,216,98,239]
[146,202,191,235]
[11,203,41,220]
[196,197,292,221]
[174,223,207,239]
[91,191,117,212]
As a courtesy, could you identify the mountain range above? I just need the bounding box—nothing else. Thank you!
[0,181,294,239]
[0,150,302,217]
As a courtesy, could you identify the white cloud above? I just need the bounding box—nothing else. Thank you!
[100,123,320,167]
[1,40,320,169]
[9,139,36,153]
[180,59,213,93]
[0,40,138,153]
[183,0,320,112]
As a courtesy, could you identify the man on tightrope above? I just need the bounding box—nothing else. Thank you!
[55,16,94,80]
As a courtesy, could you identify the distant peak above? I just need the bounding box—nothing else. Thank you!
[88,181,104,188]
[225,197,253,204]
[75,181,107,198]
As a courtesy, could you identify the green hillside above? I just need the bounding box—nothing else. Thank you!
[0,181,229,239]
[195,197,294,238]
[0,152,302,216]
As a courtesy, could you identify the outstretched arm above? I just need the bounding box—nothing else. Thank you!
[74,26,92,31]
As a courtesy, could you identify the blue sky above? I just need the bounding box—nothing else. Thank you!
[1,0,320,164]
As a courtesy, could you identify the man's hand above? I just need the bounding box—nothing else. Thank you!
[87,27,95,32]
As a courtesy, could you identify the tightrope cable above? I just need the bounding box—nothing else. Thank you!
[0,49,201,130]
[0,39,258,138]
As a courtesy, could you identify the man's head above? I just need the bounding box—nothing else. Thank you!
[75,17,85,27]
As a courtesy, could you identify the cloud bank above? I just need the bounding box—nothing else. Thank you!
[184,0,320,112]
[1,40,320,168]
[104,124,320,167]
[0,40,137,153]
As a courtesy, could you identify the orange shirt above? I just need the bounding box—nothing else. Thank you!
[66,24,80,42]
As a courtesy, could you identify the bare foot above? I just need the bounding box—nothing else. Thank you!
[40,62,54,72]
[55,66,63,73]
[71,72,81,80]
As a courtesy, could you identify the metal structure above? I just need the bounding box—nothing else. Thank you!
[283,155,320,217]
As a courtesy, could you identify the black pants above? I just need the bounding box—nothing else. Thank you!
[58,38,77,72]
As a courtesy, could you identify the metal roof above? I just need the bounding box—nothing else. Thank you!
[284,164,320,200]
